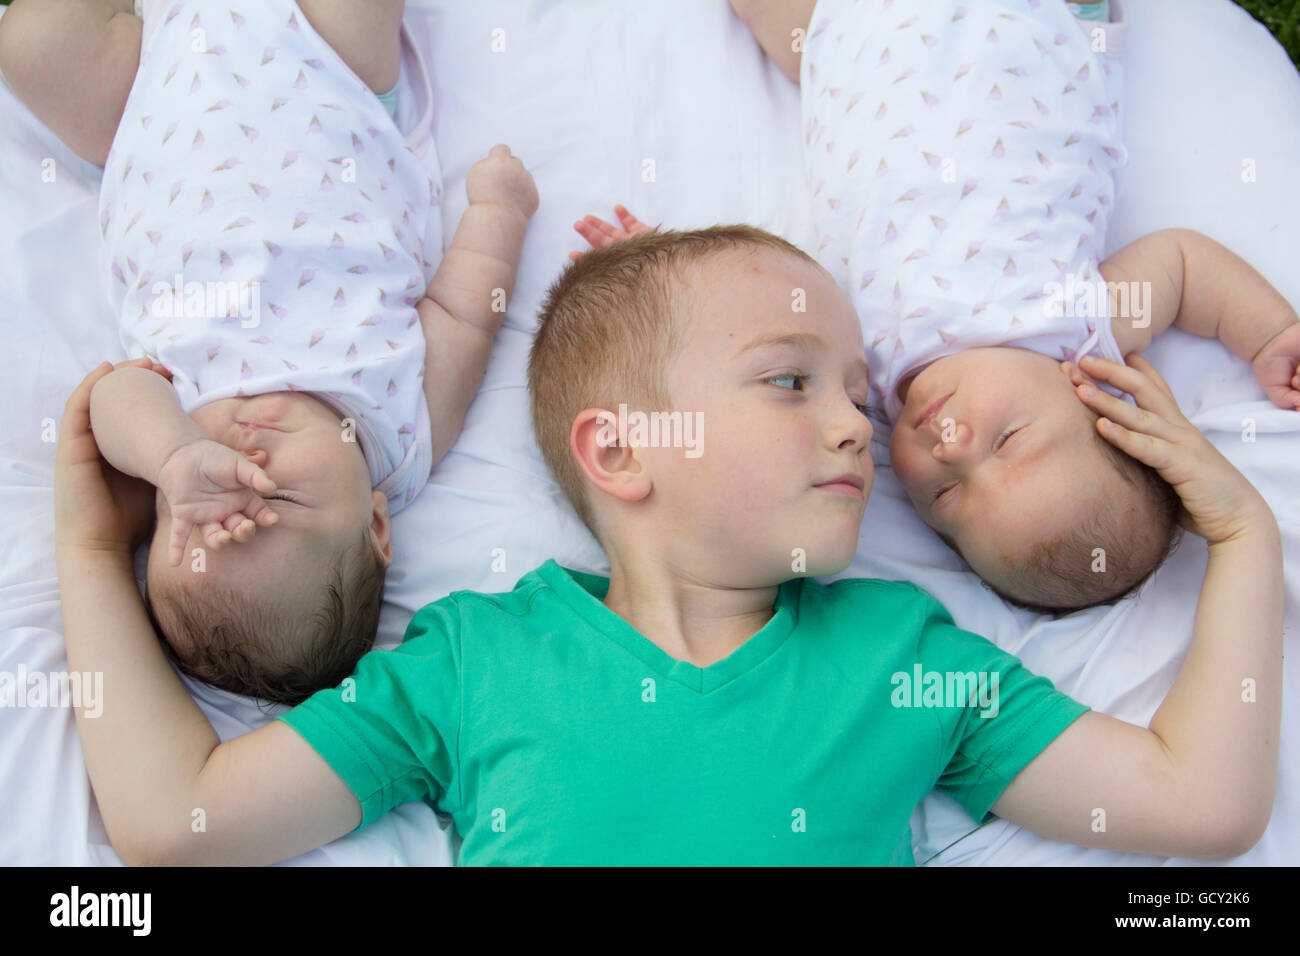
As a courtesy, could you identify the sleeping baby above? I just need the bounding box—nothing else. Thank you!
[0,0,537,703]
[718,0,1300,612]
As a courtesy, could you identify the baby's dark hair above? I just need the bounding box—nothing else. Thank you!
[146,530,385,706]
[943,431,1182,615]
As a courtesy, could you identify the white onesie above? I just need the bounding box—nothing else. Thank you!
[100,0,443,513]
[802,0,1129,425]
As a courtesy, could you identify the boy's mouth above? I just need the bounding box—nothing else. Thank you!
[814,473,866,497]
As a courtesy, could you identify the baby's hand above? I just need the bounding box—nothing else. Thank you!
[465,144,539,220]
[1251,321,1300,410]
[1065,354,1272,545]
[155,439,279,566]
[569,205,655,261]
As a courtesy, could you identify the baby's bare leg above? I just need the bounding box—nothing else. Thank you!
[0,0,140,166]
[730,0,817,85]
[296,0,406,95]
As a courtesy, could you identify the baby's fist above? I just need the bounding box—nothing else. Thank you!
[466,145,539,219]
[1252,321,1300,410]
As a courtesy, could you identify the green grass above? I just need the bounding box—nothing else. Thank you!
[0,0,1295,67]
[1234,0,1300,68]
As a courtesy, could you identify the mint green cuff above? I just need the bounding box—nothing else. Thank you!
[1067,0,1110,22]
[376,83,398,120]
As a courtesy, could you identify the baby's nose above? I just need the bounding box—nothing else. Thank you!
[930,418,971,457]
[241,448,268,467]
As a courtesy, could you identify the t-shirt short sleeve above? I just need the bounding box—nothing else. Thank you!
[908,588,1090,825]
[276,598,463,830]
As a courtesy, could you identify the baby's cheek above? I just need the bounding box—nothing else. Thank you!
[887,436,922,485]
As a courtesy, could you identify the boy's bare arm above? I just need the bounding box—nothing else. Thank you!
[418,145,538,467]
[56,364,359,865]
[1103,229,1300,407]
[60,550,361,865]
[729,0,817,84]
[992,354,1283,858]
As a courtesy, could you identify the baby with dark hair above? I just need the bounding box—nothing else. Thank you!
[0,0,538,702]
[719,0,1300,612]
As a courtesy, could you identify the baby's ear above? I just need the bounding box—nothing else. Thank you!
[367,491,393,568]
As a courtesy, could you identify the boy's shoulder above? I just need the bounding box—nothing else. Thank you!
[402,559,573,639]
[805,572,951,618]
[408,564,539,614]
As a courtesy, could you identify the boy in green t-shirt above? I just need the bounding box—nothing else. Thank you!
[55,226,1282,865]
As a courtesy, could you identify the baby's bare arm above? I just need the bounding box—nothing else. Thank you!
[89,366,208,485]
[730,0,817,84]
[1103,228,1298,362]
[419,146,538,467]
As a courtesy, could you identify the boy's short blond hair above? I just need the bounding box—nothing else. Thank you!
[528,225,824,539]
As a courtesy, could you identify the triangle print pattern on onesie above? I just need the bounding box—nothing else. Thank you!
[802,0,1129,425]
[100,0,443,512]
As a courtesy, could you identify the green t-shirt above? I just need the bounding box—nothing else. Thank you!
[279,560,1088,865]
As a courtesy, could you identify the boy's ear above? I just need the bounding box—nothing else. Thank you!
[368,491,393,568]
[570,408,653,506]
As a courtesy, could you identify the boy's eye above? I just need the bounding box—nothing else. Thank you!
[765,374,805,391]
[266,491,303,504]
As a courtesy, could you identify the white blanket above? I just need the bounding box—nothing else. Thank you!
[0,0,1295,866]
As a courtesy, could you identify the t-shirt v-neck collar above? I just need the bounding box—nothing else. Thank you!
[536,560,799,695]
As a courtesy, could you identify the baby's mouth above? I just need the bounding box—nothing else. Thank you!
[913,392,953,430]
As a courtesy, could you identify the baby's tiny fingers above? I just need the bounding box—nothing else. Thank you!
[235,456,275,494]
[583,215,618,241]
[223,512,256,542]
[169,520,194,567]
[202,522,232,551]
[614,205,649,233]
[243,496,278,528]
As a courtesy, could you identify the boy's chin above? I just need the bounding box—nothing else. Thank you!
[783,539,859,580]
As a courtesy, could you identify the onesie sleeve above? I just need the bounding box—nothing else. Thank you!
[907,588,1090,825]
[277,598,463,830]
